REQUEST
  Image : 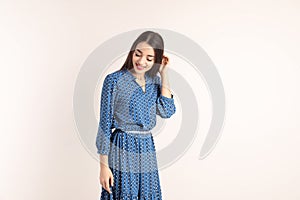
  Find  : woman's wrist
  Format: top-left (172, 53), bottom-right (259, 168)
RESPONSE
top-left (160, 71), bottom-right (167, 78)
top-left (100, 163), bottom-right (109, 169)
top-left (160, 72), bottom-right (172, 98)
top-left (100, 154), bottom-right (109, 168)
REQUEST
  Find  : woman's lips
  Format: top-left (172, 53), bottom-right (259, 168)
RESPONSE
top-left (136, 63), bottom-right (144, 70)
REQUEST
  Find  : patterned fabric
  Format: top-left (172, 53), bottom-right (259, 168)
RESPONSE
top-left (96, 69), bottom-right (176, 200)
top-left (100, 130), bottom-right (162, 200)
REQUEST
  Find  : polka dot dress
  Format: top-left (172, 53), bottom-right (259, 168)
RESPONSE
top-left (96, 69), bottom-right (176, 200)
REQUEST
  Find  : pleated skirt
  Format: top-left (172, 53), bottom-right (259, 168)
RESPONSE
top-left (100, 128), bottom-right (163, 200)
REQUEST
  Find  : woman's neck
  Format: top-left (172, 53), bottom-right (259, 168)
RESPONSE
top-left (129, 69), bottom-right (145, 80)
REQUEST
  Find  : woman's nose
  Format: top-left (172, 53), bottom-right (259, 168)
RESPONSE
top-left (137, 57), bottom-right (147, 66)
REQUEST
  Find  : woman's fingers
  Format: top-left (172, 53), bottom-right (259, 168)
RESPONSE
top-left (163, 56), bottom-right (169, 65)
top-left (99, 167), bottom-right (113, 194)
top-left (100, 178), bottom-right (112, 194)
top-left (110, 175), bottom-right (114, 187)
top-left (162, 55), bottom-right (169, 65)
top-left (104, 179), bottom-right (112, 193)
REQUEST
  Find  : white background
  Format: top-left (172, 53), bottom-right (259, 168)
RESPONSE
top-left (1, 0), bottom-right (300, 199)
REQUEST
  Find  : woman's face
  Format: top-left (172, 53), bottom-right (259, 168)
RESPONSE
top-left (132, 41), bottom-right (155, 74)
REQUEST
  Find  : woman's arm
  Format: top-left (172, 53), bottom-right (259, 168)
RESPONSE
top-left (155, 75), bottom-right (176, 118)
top-left (160, 72), bottom-right (172, 98)
top-left (96, 74), bottom-right (115, 194)
top-left (96, 74), bottom-right (115, 155)
top-left (155, 55), bottom-right (176, 118)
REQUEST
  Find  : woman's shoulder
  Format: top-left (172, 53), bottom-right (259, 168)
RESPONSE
top-left (106, 69), bottom-right (124, 76)
top-left (104, 69), bottom-right (126, 82)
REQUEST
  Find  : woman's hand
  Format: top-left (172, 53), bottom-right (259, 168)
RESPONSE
top-left (159, 55), bottom-right (172, 98)
top-left (159, 55), bottom-right (169, 76)
top-left (99, 165), bottom-right (114, 194)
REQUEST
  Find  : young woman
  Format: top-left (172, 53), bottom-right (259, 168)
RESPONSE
top-left (96, 31), bottom-right (176, 200)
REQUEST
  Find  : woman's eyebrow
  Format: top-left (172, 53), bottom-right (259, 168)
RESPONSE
top-left (136, 49), bottom-right (154, 57)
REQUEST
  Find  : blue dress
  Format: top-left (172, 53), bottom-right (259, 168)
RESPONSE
top-left (96, 69), bottom-right (176, 200)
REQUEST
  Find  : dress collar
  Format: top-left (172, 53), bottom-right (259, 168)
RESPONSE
top-left (125, 69), bottom-right (152, 84)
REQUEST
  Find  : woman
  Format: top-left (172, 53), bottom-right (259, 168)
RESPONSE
top-left (96, 31), bottom-right (176, 199)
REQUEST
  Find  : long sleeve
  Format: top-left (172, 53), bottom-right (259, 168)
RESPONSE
top-left (155, 76), bottom-right (176, 118)
top-left (96, 74), bottom-right (116, 155)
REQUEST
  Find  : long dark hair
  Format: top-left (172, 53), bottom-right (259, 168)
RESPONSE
top-left (119, 31), bottom-right (164, 78)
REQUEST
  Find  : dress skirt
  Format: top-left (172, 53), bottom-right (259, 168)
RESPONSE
top-left (100, 128), bottom-right (163, 200)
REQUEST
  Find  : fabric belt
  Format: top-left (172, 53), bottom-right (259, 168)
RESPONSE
top-left (125, 130), bottom-right (152, 134)
top-left (115, 128), bottom-right (152, 134)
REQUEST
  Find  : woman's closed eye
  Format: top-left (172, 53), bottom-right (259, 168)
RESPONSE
top-left (135, 53), bottom-right (153, 62)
